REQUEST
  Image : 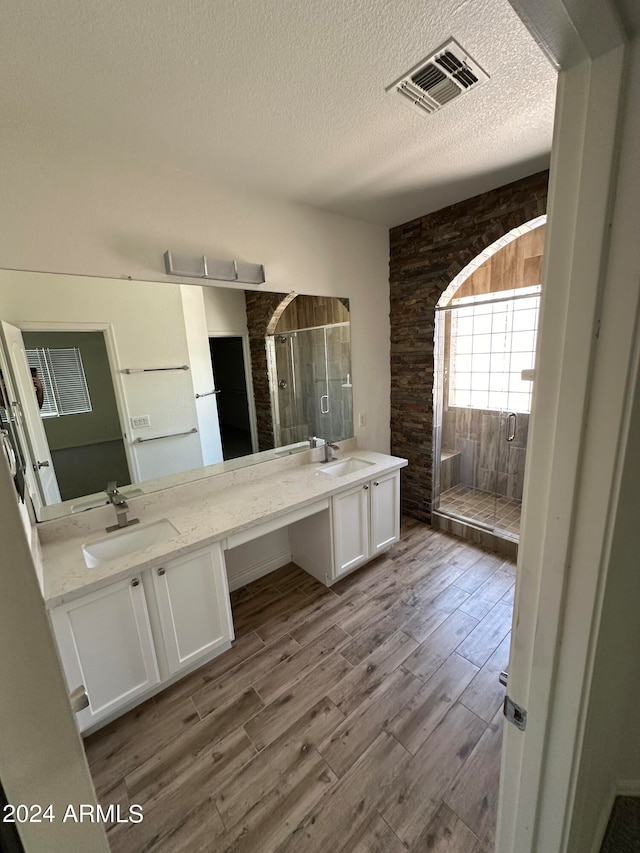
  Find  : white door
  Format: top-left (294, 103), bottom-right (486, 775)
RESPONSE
top-left (332, 483), bottom-right (370, 577)
top-left (180, 286), bottom-right (224, 466)
top-left (370, 471), bottom-right (400, 556)
top-left (50, 576), bottom-right (160, 732)
top-left (0, 449), bottom-right (110, 850)
top-left (152, 544), bottom-right (234, 675)
top-left (0, 321), bottom-right (61, 505)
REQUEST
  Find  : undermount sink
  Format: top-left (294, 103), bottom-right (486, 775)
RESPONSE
top-left (82, 519), bottom-right (179, 568)
top-left (317, 457), bottom-right (375, 478)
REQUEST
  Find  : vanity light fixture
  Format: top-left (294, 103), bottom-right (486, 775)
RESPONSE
top-left (163, 251), bottom-right (265, 284)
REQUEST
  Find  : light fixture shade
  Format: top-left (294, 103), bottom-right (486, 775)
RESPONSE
top-left (235, 261), bottom-right (265, 284)
top-left (163, 251), bottom-right (265, 284)
top-left (164, 250), bottom-right (206, 278)
top-left (203, 258), bottom-right (237, 281)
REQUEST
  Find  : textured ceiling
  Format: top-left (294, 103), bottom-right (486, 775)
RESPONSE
top-left (1, 0), bottom-right (557, 226)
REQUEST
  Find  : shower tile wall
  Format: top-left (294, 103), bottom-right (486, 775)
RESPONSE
top-left (441, 406), bottom-right (529, 500)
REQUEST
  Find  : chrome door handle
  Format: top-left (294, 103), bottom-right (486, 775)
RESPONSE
top-left (320, 394), bottom-right (329, 414)
top-left (34, 460), bottom-right (50, 469)
top-left (506, 413), bottom-right (517, 442)
top-left (69, 685), bottom-right (89, 713)
top-left (499, 670), bottom-right (508, 687)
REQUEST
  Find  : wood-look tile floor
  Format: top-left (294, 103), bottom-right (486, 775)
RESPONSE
top-left (85, 518), bottom-right (515, 853)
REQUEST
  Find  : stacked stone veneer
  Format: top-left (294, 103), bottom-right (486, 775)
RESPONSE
top-left (389, 171), bottom-right (548, 522)
top-left (245, 291), bottom-right (287, 451)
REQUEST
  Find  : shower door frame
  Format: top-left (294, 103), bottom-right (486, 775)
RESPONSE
top-left (267, 321), bottom-right (351, 448)
top-left (433, 289), bottom-right (540, 542)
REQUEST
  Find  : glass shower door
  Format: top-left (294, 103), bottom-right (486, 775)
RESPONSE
top-left (436, 303), bottom-right (500, 532)
top-left (491, 291), bottom-right (539, 539)
top-left (325, 324), bottom-right (352, 442)
top-left (271, 324), bottom-right (354, 447)
top-left (290, 325), bottom-right (352, 443)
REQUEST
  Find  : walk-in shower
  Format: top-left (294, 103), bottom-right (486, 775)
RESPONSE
top-left (432, 217), bottom-right (546, 548)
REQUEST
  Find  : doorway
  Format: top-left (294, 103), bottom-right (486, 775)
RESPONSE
top-left (21, 330), bottom-right (130, 501)
top-left (209, 336), bottom-right (254, 460)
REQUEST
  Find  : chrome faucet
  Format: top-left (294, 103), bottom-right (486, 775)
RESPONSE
top-left (322, 441), bottom-right (340, 463)
top-left (106, 482), bottom-right (138, 532)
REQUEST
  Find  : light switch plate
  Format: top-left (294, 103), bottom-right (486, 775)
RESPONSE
top-left (131, 415), bottom-right (151, 428)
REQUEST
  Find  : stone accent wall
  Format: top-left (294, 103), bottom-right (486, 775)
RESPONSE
top-left (389, 171), bottom-right (549, 522)
top-left (244, 291), bottom-right (287, 451)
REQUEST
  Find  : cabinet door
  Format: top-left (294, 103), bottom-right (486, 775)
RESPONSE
top-left (332, 483), bottom-right (370, 577)
top-left (50, 577), bottom-right (159, 732)
top-left (370, 471), bottom-right (400, 556)
top-left (152, 544), bottom-right (234, 676)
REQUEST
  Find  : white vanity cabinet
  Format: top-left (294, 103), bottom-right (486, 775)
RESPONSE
top-left (50, 542), bottom-right (233, 732)
top-left (49, 575), bottom-right (160, 732)
top-left (149, 544), bottom-right (234, 677)
top-left (370, 470), bottom-right (401, 556)
top-left (332, 470), bottom-right (400, 578)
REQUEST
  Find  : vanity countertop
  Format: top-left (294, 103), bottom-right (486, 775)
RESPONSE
top-left (40, 448), bottom-right (407, 608)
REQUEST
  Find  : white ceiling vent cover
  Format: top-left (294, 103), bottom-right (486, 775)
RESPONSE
top-left (387, 38), bottom-right (489, 117)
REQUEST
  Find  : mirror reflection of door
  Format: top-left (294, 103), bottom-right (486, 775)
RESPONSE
top-left (209, 337), bottom-right (253, 460)
top-left (21, 331), bottom-right (131, 502)
top-left (0, 320), bottom-right (60, 506)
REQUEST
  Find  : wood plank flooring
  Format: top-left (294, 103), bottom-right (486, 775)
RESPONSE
top-left (85, 518), bottom-right (515, 852)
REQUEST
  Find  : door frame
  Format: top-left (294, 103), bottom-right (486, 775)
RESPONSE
top-left (497, 2), bottom-right (633, 849)
top-left (208, 331), bottom-right (258, 455)
top-left (17, 320), bottom-right (139, 487)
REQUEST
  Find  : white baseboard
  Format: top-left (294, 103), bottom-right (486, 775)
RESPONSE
top-left (590, 778), bottom-right (640, 853)
top-left (225, 548), bottom-right (292, 591)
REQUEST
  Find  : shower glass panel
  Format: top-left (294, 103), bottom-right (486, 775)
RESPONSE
top-left (436, 306), bottom-right (499, 534)
top-left (271, 323), bottom-right (352, 447)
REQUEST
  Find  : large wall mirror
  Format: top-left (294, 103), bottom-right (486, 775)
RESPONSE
top-left (0, 270), bottom-right (353, 520)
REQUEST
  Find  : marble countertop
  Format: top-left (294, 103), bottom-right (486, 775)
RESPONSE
top-left (40, 447), bottom-right (407, 608)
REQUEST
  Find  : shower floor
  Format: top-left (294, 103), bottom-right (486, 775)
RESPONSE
top-left (438, 483), bottom-right (522, 539)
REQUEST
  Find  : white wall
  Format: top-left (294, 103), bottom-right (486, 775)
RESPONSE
top-left (203, 286), bottom-right (249, 336)
top-left (0, 126), bottom-right (391, 454)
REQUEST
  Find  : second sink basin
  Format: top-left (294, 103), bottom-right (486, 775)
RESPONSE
top-left (317, 457), bottom-right (375, 478)
top-left (82, 518), bottom-right (179, 568)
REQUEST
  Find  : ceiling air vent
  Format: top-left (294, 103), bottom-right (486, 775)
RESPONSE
top-left (387, 38), bottom-right (489, 117)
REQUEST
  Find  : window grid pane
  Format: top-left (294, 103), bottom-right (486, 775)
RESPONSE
top-left (449, 294), bottom-right (539, 413)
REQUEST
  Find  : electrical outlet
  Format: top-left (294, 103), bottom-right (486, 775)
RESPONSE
top-left (358, 413), bottom-right (366, 428)
top-left (131, 415), bottom-right (151, 428)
